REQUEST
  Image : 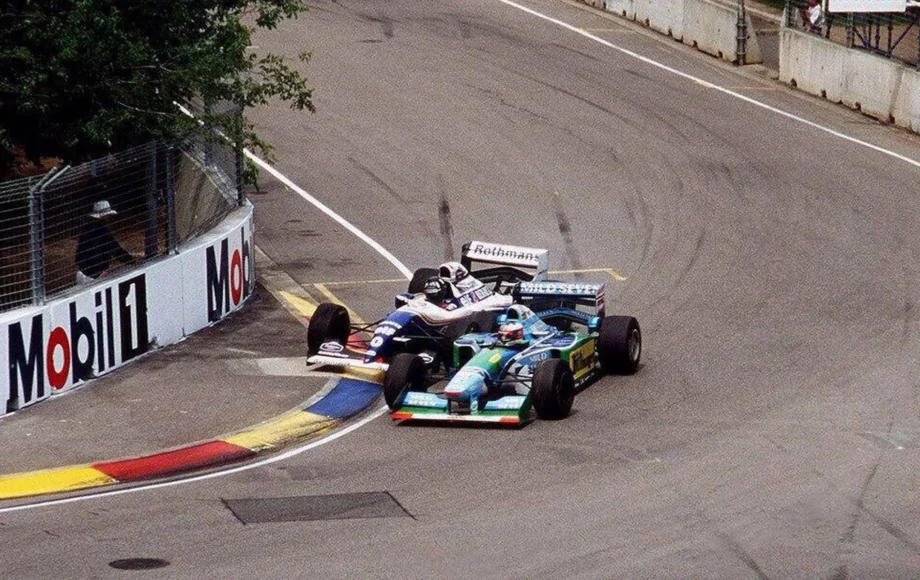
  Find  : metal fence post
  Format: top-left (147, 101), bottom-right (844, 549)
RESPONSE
top-left (27, 165), bottom-right (70, 305)
top-left (165, 144), bottom-right (177, 253)
top-left (204, 101), bottom-right (214, 169)
top-left (235, 142), bottom-right (245, 207)
top-left (145, 142), bottom-right (159, 259)
top-left (27, 176), bottom-right (47, 305)
top-left (736, 0), bottom-right (748, 65)
top-left (846, 13), bottom-right (855, 48)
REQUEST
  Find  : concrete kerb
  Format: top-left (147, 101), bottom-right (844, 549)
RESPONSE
top-left (0, 251), bottom-right (384, 502)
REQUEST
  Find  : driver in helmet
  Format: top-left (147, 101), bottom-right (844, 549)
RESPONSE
top-left (441, 261), bottom-right (485, 293)
top-left (423, 276), bottom-right (450, 305)
top-left (496, 321), bottom-right (528, 348)
top-left (423, 261), bottom-right (485, 305)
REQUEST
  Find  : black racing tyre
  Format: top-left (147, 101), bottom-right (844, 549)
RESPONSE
top-left (408, 267), bottom-right (438, 295)
top-left (596, 315), bottom-right (641, 375)
top-left (307, 302), bottom-right (350, 354)
top-left (383, 353), bottom-right (425, 409)
top-left (531, 358), bottom-right (575, 420)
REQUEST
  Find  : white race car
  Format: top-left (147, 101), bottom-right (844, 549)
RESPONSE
top-left (306, 241), bottom-right (548, 371)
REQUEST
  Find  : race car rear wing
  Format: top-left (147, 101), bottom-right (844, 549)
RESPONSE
top-left (512, 281), bottom-right (606, 319)
top-left (461, 241), bottom-right (549, 283)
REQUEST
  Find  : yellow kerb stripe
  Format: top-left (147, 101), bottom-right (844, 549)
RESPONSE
top-left (342, 368), bottom-right (385, 381)
top-left (279, 291), bottom-right (318, 318)
top-left (0, 466), bottom-right (116, 500)
top-left (313, 284), bottom-right (367, 325)
top-left (222, 410), bottom-right (336, 452)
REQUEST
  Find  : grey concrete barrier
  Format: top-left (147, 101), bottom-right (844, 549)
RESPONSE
top-left (684, 0), bottom-right (763, 63)
top-left (892, 69), bottom-right (920, 133)
top-left (635, 0), bottom-right (686, 39)
top-left (780, 27), bottom-right (920, 133)
top-left (580, 0), bottom-right (762, 64)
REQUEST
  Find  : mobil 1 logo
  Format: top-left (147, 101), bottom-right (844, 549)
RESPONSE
top-left (6, 274), bottom-right (149, 412)
top-left (206, 225), bottom-right (254, 323)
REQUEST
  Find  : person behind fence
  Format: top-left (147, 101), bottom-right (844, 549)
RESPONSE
top-left (75, 200), bottom-right (135, 283)
top-left (800, 0), bottom-right (824, 34)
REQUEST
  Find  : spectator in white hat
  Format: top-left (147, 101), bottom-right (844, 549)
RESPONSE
top-left (801, 0), bottom-right (824, 34)
top-left (75, 200), bottom-right (135, 284)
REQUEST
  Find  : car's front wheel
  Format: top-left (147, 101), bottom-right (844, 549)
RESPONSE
top-left (383, 353), bottom-right (426, 410)
top-left (596, 315), bottom-right (641, 375)
top-left (307, 303), bottom-right (350, 354)
top-left (532, 358), bottom-right (575, 420)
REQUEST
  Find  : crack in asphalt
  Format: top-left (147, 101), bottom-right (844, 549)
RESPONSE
top-left (553, 192), bottom-right (583, 271)
top-left (841, 460), bottom-right (879, 544)
top-left (438, 192), bottom-right (455, 262)
top-left (715, 530), bottom-right (772, 580)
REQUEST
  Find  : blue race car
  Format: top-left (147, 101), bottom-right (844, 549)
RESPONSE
top-left (383, 281), bottom-right (641, 425)
top-left (306, 241), bottom-right (549, 371)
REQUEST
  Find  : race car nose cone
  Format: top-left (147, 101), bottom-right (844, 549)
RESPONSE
top-left (444, 369), bottom-right (487, 401)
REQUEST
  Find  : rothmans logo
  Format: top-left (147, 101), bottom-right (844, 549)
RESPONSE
top-left (469, 243), bottom-right (537, 263)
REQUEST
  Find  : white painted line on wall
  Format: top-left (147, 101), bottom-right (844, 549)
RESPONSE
top-left (497, 0), bottom-right (920, 171)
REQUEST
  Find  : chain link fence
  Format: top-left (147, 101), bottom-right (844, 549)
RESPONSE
top-left (0, 123), bottom-right (244, 313)
top-left (785, 0), bottom-right (920, 68)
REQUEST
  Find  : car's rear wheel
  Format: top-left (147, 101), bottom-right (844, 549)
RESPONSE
top-left (383, 353), bottom-right (426, 409)
top-left (408, 267), bottom-right (438, 295)
top-left (307, 303), bottom-right (350, 354)
top-left (596, 315), bottom-right (641, 375)
top-left (532, 358), bottom-right (575, 420)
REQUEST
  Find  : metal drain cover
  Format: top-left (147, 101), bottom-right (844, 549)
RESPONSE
top-left (109, 558), bottom-right (170, 570)
top-left (223, 491), bottom-right (412, 524)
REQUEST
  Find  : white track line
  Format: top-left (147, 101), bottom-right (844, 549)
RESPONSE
top-left (0, 406), bottom-right (389, 514)
top-left (244, 151), bottom-right (413, 279)
top-left (498, 0), bottom-right (920, 171)
top-left (175, 102), bottom-right (412, 279)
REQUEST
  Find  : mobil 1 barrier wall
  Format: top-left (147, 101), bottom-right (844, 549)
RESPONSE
top-left (582, 0), bottom-right (763, 64)
top-left (780, 27), bottom-right (920, 134)
top-left (0, 203), bottom-right (254, 418)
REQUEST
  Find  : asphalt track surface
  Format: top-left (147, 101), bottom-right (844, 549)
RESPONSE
top-left (3, 0), bottom-right (920, 577)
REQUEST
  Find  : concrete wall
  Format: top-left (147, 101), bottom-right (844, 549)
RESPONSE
top-left (1, 204), bottom-right (254, 417)
top-left (581, 0), bottom-right (763, 64)
top-left (892, 69), bottom-right (920, 133)
top-left (780, 27), bottom-right (920, 132)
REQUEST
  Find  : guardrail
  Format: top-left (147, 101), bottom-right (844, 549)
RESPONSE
top-left (0, 202), bottom-right (254, 417)
top-left (0, 108), bottom-right (256, 418)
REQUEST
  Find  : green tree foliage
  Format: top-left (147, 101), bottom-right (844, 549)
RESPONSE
top-left (0, 0), bottom-right (313, 177)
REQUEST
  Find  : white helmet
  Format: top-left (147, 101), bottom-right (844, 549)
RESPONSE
top-left (438, 261), bottom-right (469, 284)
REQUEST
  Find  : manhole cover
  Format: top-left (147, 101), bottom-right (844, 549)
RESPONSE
top-left (223, 491), bottom-right (412, 524)
top-left (108, 558), bottom-right (170, 570)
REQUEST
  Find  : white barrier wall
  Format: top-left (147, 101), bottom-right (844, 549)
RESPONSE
top-left (892, 70), bottom-right (920, 133)
top-left (780, 27), bottom-right (920, 133)
top-left (0, 204), bottom-right (254, 417)
top-left (584, 0), bottom-right (762, 64)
